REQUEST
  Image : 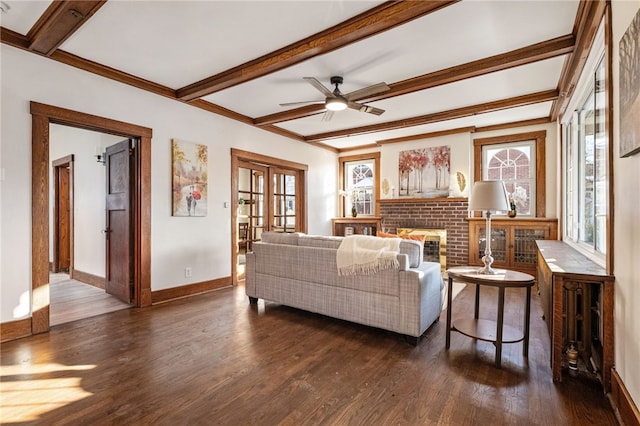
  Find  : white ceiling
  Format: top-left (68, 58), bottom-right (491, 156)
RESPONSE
top-left (0, 0), bottom-right (580, 151)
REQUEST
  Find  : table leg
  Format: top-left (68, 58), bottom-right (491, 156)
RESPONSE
top-left (446, 276), bottom-right (453, 349)
top-left (523, 285), bottom-right (531, 358)
top-left (474, 283), bottom-right (480, 319)
top-left (495, 287), bottom-right (505, 368)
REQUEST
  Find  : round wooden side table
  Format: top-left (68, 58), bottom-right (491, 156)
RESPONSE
top-left (445, 266), bottom-right (535, 368)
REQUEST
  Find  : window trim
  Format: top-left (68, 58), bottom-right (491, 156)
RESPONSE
top-left (559, 13), bottom-right (613, 271)
top-left (474, 131), bottom-right (546, 217)
top-left (338, 152), bottom-right (380, 217)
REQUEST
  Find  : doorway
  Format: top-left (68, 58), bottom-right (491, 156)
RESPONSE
top-left (48, 129), bottom-right (135, 325)
top-left (52, 155), bottom-right (73, 274)
top-left (231, 149), bottom-right (308, 284)
top-left (31, 101), bottom-right (152, 334)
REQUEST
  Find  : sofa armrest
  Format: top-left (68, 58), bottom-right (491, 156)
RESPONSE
top-left (398, 262), bottom-right (443, 336)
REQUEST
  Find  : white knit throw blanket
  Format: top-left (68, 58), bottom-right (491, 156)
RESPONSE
top-left (336, 235), bottom-right (401, 276)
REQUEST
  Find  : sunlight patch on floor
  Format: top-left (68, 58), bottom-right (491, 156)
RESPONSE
top-left (0, 363), bottom-right (95, 422)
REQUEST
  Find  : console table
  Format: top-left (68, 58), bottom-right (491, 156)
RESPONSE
top-left (332, 217), bottom-right (381, 236)
top-left (446, 266), bottom-right (535, 368)
top-left (536, 240), bottom-right (614, 392)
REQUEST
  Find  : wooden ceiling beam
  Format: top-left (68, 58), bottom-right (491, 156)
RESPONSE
top-left (176, 0), bottom-right (459, 101)
top-left (376, 127), bottom-right (477, 145)
top-left (51, 50), bottom-right (177, 98)
top-left (1, 26), bottom-right (30, 50)
top-left (27, 0), bottom-right (107, 56)
top-left (304, 90), bottom-right (559, 143)
top-left (254, 34), bottom-right (574, 126)
top-left (550, 0), bottom-right (607, 120)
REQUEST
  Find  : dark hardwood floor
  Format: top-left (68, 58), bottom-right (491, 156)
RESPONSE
top-left (1, 281), bottom-right (617, 425)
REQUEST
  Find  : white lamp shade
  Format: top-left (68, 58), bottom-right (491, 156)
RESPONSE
top-left (469, 180), bottom-right (510, 212)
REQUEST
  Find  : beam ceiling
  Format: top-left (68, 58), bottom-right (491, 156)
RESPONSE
top-left (176, 0), bottom-right (460, 101)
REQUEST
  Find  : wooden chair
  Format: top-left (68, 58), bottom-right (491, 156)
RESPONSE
top-left (238, 222), bottom-right (249, 253)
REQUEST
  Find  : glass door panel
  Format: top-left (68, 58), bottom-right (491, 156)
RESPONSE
top-left (238, 162), bottom-right (268, 255)
top-left (271, 168), bottom-right (298, 233)
top-left (478, 227), bottom-right (507, 263)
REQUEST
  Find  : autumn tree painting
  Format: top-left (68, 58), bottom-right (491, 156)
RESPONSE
top-left (398, 146), bottom-right (450, 198)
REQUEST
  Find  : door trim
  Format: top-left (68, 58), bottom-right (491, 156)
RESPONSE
top-left (52, 155), bottom-right (74, 275)
top-left (30, 101), bottom-right (152, 334)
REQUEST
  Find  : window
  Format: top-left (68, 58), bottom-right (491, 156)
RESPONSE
top-left (339, 153), bottom-right (380, 217)
top-left (563, 56), bottom-right (608, 257)
top-left (483, 141), bottom-right (536, 216)
top-left (474, 131), bottom-right (546, 217)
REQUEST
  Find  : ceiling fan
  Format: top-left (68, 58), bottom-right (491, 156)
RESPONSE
top-left (280, 76), bottom-right (390, 120)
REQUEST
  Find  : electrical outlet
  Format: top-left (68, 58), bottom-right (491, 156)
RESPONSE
top-left (185, 267), bottom-right (192, 278)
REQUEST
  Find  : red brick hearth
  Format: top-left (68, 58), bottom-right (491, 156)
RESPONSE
top-left (379, 198), bottom-right (469, 267)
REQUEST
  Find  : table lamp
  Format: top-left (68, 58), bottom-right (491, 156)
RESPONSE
top-left (469, 180), bottom-right (510, 274)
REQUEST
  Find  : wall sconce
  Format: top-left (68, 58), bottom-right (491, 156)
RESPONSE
top-left (95, 150), bottom-right (106, 165)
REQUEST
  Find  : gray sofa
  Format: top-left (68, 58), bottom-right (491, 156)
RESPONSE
top-left (245, 232), bottom-right (444, 343)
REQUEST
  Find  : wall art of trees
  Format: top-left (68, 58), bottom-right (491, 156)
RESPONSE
top-left (398, 146), bottom-right (451, 197)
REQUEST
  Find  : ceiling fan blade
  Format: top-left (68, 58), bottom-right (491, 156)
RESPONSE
top-left (279, 100), bottom-right (324, 107)
top-left (321, 110), bottom-right (335, 122)
top-left (347, 101), bottom-right (385, 116)
top-left (344, 82), bottom-right (390, 101)
top-left (303, 77), bottom-right (335, 97)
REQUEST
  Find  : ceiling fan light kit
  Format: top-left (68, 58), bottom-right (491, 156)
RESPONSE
top-left (325, 96), bottom-right (348, 111)
top-left (281, 75), bottom-right (389, 120)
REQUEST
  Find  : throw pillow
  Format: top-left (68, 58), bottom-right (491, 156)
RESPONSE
top-left (377, 231), bottom-right (426, 242)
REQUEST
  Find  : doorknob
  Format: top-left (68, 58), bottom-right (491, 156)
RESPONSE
top-left (102, 228), bottom-right (111, 239)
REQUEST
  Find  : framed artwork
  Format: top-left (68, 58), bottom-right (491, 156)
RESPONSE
top-left (172, 139), bottom-right (208, 216)
top-left (620, 8), bottom-right (640, 157)
top-left (398, 146), bottom-right (450, 198)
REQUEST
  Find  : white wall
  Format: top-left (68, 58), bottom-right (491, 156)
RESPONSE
top-left (342, 121), bottom-right (559, 218)
top-left (378, 132), bottom-right (471, 199)
top-left (612, 0), bottom-right (640, 409)
top-left (0, 44), bottom-right (336, 322)
top-left (48, 125), bottom-right (123, 277)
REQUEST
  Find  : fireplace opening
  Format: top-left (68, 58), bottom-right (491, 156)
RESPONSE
top-left (397, 228), bottom-right (446, 274)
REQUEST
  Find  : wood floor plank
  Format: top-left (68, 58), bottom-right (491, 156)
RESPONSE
top-left (0, 283), bottom-right (617, 425)
top-left (49, 276), bottom-right (131, 326)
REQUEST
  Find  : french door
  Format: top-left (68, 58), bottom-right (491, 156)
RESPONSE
top-left (232, 149), bottom-right (307, 283)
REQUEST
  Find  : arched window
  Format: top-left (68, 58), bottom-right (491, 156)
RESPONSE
top-left (339, 153), bottom-right (380, 217)
top-left (485, 145), bottom-right (534, 215)
top-left (474, 131), bottom-right (546, 217)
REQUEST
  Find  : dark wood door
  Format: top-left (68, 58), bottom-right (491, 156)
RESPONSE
top-left (53, 157), bottom-right (72, 273)
top-left (105, 139), bottom-right (133, 303)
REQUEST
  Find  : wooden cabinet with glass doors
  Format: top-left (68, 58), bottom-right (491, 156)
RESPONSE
top-left (467, 218), bottom-right (558, 275)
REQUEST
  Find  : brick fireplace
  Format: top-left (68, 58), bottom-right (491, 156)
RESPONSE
top-left (379, 197), bottom-right (469, 268)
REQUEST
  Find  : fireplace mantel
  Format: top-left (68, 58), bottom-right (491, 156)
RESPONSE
top-left (378, 197), bottom-right (467, 204)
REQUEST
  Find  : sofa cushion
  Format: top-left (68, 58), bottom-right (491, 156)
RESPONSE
top-left (261, 232), bottom-right (302, 245)
top-left (298, 235), bottom-right (343, 249)
top-left (398, 240), bottom-right (423, 268)
top-left (261, 232), bottom-right (422, 268)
